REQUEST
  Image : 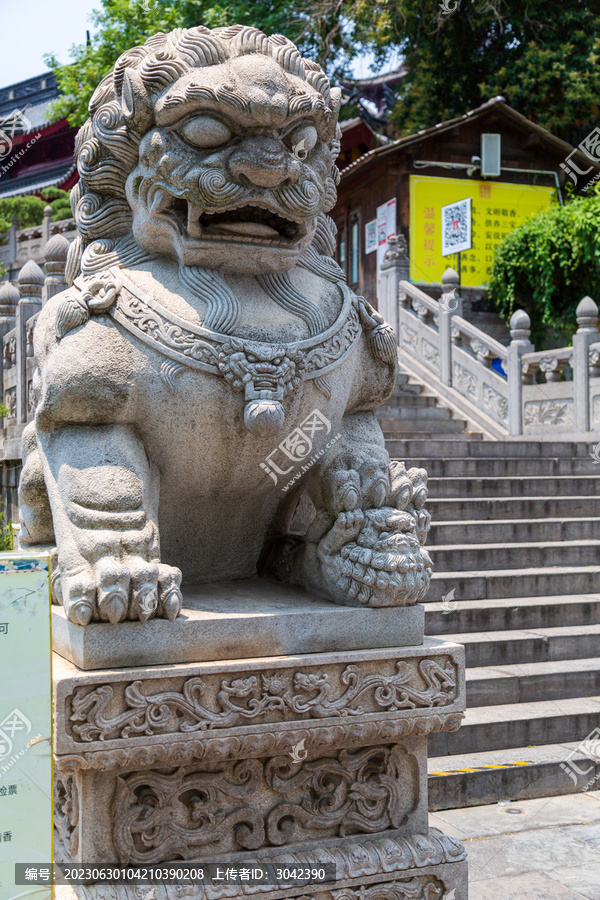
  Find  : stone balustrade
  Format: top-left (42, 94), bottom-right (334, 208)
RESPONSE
top-left (380, 240), bottom-right (600, 438)
top-left (0, 209), bottom-right (77, 278)
top-left (0, 234), bottom-right (70, 514)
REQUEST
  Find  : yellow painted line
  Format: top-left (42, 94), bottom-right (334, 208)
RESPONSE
top-left (429, 761), bottom-right (533, 776)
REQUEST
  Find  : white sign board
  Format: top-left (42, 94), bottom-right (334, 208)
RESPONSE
top-left (365, 219), bottom-right (377, 254)
top-left (0, 552), bottom-right (53, 900)
top-left (376, 198), bottom-right (397, 302)
top-left (441, 197), bottom-right (472, 256)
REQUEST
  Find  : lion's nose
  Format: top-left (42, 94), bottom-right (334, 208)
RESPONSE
top-left (227, 136), bottom-right (298, 188)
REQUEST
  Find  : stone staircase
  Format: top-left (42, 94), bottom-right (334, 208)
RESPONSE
top-left (379, 365), bottom-right (600, 810)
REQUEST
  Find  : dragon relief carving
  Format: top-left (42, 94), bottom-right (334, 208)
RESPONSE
top-left (68, 658), bottom-right (458, 743)
top-left (112, 744), bottom-right (420, 864)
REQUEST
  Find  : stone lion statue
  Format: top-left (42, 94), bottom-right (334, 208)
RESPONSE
top-left (19, 24), bottom-right (432, 625)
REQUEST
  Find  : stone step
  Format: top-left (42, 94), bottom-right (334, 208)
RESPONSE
top-left (428, 695), bottom-right (600, 757)
top-left (427, 517), bottom-right (600, 545)
top-left (379, 407), bottom-right (454, 423)
top-left (428, 539), bottom-right (600, 571)
top-left (465, 657), bottom-right (600, 707)
top-left (428, 742), bottom-right (600, 810)
top-left (438, 623), bottom-right (600, 667)
top-left (386, 383), bottom-right (435, 398)
top-left (382, 418), bottom-right (469, 435)
top-left (403, 456), bottom-right (600, 477)
top-left (387, 433), bottom-right (484, 445)
top-left (425, 595), bottom-right (600, 636)
top-left (427, 495), bottom-right (597, 520)
top-left (387, 439), bottom-right (595, 459)
top-left (428, 565), bottom-right (600, 601)
top-left (428, 475), bottom-right (600, 498)
top-left (378, 396), bottom-right (440, 413)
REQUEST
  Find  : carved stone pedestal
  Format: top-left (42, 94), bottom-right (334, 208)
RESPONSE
top-left (53, 621), bottom-right (467, 899)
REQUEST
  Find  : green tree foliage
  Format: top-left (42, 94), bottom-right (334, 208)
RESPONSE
top-left (0, 502), bottom-right (13, 550)
top-left (351, 0), bottom-right (600, 145)
top-left (44, 0), bottom-right (348, 127)
top-left (488, 186), bottom-right (600, 348)
top-left (0, 188), bottom-right (72, 235)
top-left (46, 0), bottom-right (600, 145)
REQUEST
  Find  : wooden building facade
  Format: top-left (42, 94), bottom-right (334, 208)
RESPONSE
top-left (332, 97), bottom-right (592, 305)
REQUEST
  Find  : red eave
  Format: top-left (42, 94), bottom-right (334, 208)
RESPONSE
top-left (9, 118), bottom-right (74, 147)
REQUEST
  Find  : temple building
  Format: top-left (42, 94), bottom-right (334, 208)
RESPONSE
top-left (0, 71), bottom-right (78, 200)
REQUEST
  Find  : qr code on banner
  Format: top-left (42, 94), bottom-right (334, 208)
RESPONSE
top-left (442, 203), bottom-right (469, 249)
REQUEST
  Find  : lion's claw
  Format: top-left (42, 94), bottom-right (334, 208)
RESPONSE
top-left (58, 557), bottom-right (183, 625)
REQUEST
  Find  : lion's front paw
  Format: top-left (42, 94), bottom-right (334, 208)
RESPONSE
top-left (54, 555), bottom-right (182, 625)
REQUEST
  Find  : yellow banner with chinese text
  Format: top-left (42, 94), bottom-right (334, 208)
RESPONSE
top-left (409, 175), bottom-right (556, 286)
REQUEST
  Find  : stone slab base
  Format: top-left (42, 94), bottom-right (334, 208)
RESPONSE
top-left (51, 577), bottom-right (425, 670)
top-left (53, 830), bottom-right (468, 899)
top-left (52, 607), bottom-right (466, 900)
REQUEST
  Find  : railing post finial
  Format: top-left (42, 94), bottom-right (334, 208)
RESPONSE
top-left (507, 309), bottom-right (533, 436)
top-left (576, 296), bottom-right (599, 333)
top-left (574, 295), bottom-right (599, 432)
top-left (44, 233), bottom-right (70, 303)
top-left (509, 309), bottom-right (531, 343)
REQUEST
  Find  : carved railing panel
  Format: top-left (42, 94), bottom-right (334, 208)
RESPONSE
top-left (378, 248), bottom-right (600, 435)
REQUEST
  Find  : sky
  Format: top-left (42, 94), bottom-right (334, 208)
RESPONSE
top-left (0, 0), bottom-right (99, 85)
top-left (0, 0), bottom-right (399, 88)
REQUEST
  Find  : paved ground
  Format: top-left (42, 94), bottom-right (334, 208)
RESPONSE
top-left (430, 790), bottom-right (600, 898)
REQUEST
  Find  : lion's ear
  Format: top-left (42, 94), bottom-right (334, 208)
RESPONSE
top-left (329, 87), bottom-right (342, 119)
top-left (121, 69), bottom-right (154, 133)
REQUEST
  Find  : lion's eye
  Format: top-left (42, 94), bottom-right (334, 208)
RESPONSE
top-left (180, 116), bottom-right (232, 148)
top-left (287, 124), bottom-right (318, 160)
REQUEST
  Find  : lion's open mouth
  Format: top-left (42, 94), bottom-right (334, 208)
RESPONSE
top-left (149, 187), bottom-right (305, 246)
top-left (199, 206), bottom-right (300, 240)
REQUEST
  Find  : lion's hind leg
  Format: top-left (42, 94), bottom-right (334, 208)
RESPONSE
top-left (19, 421), bottom-right (55, 546)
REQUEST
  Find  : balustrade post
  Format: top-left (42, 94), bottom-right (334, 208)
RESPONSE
top-left (8, 216), bottom-right (18, 268)
top-left (573, 296), bottom-right (599, 433)
top-left (15, 260), bottom-right (44, 423)
top-left (379, 234), bottom-right (409, 339)
top-left (44, 233), bottom-right (69, 303)
top-left (0, 281), bottom-right (18, 392)
top-left (507, 309), bottom-right (533, 435)
top-left (41, 205), bottom-right (52, 247)
top-left (439, 267), bottom-right (460, 386)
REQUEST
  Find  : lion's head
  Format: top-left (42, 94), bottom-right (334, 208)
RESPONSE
top-left (69, 25), bottom-right (342, 278)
